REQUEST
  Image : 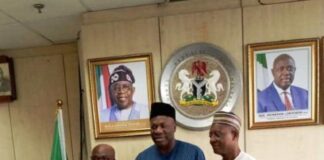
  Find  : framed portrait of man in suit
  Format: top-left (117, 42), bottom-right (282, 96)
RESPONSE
top-left (246, 38), bottom-right (320, 129)
top-left (88, 54), bottom-right (155, 138)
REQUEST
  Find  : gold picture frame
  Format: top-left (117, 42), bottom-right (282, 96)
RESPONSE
top-left (245, 38), bottom-right (320, 129)
top-left (88, 53), bottom-right (155, 138)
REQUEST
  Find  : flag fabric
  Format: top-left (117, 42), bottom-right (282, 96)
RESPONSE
top-left (96, 65), bottom-right (112, 109)
top-left (101, 65), bottom-right (112, 108)
top-left (256, 53), bottom-right (270, 92)
top-left (51, 108), bottom-right (67, 160)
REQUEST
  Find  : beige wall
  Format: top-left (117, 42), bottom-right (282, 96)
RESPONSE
top-left (0, 43), bottom-right (80, 160)
top-left (80, 1), bottom-right (242, 160)
top-left (244, 0), bottom-right (324, 160)
top-left (79, 0), bottom-right (324, 160)
top-left (2, 0), bottom-right (322, 160)
top-left (159, 8), bottom-right (244, 160)
top-left (80, 17), bottom-right (161, 160)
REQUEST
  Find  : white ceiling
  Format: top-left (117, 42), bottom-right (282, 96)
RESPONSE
top-left (0, 0), bottom-right (166, 50)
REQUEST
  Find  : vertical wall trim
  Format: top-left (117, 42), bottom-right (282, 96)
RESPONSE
top-left (158, 16), bottom-right (164, 72)
top-left (61, 54), bottom-right (75, 160)
top-left (8, 105), bottom-right (17, 160)
top-left (239, 0), bottom-right (248, 152)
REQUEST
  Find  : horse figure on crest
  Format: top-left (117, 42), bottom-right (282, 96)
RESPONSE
top-left (175, 69), bottom-right (193, 101)
top-left (205, 70), bottom-right (224, 101)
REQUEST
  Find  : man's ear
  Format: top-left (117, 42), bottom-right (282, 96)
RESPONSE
top-left (172, 119), bottom-right (177, 132)
top-left (231, 129), bottom-right (239, 140)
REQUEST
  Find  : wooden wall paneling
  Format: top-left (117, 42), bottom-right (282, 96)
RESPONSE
top-left (243, 0), bottom-right (324, 160)
top-left (243, 0), bottom-right (323, 43)
top-left (83, 0), bottom-right (240, 25)
top-left (0, 104), bottom-right (15, 160)
top-left (80, 17), bottom-right (161, 160)
top-left (159, 8), bottom-right (243, 160)
top-left (63, 53), bottom-right (81, 160)
top-left (9, 55), bottom-right (73, 160)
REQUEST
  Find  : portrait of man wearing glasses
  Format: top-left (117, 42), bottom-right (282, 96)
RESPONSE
top-left (258, 54), bottom-right (308, 113)
top-left (100, 65), bottom-right (149, 122)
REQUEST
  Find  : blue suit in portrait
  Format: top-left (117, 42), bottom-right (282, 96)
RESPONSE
top-left (258, 83), bottom-right (308, 113)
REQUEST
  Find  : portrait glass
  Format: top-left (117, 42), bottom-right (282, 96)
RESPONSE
top-left (88, 54), bottom-right (154, 138)
top-left (0, 56), bottom-right (16, 102)
top-left (0, 63), bottom-right (12, 95)
top-left (246, 39), bottom-right (319, 129)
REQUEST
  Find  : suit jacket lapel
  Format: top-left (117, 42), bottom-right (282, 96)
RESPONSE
top-left (290, 86), bottom-right (300, 109)
top-left (270, 84), bottom-right (286, 111)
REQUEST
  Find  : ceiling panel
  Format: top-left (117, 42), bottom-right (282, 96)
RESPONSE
top-left (82, 0), bottom-right (164, 11)
top-left (0, 0), bottom-right (87, 22)
top-left (26, 14), bottom-right (81, 43)
top-left (0, 12), bottom-right (16, 25)
top-left (0, 0), bottom-right (166, 50)
top-left (0, 23), bottom-right (51, 49)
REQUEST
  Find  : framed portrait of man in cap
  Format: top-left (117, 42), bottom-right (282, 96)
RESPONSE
top-left (88, 54), bottom-right (155, 138)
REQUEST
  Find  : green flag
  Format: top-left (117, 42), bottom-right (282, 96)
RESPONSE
top-left (256, 53), bottom-right (270, 91)
top-left (51, 108), bottom-right (67, 160)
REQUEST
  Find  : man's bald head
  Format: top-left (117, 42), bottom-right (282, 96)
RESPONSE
top-left (91, 144), bottom-right (115, 160)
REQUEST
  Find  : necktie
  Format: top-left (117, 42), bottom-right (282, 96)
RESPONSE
top-left (284, 92), bottom-right (292, 110)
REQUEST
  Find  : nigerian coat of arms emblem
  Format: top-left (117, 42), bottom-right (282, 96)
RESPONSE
top-left (160, 43), bottom-right (241, 130)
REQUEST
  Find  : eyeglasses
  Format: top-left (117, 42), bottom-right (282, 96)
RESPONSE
top-left (112, 83), bottom-right (132, 92)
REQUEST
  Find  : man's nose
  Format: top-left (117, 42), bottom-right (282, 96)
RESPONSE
top-left (153, 126), bottom-right (163, 133)
top-left (209, 135), bottom-right (218, 143)
top-left (282, 69), bottom-right (290, 74)
top-left (209, 137), bottom-right (215, 143)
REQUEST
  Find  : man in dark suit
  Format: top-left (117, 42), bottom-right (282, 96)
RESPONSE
top-left (258, 54), bottom-right (308, 113)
